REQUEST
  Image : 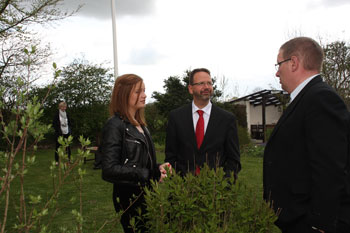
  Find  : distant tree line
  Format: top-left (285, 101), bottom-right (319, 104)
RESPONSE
top-left (322, 41), bottom-right (350, 108)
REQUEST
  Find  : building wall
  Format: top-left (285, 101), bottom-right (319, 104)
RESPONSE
top-left (233, 100), bottom-right (283, 135)
top-left (235, 100), bottom-right (282, 134)
top-left (249, 104), bottom-right (282, 126)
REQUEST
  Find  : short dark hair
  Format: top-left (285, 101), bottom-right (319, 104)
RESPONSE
top-left (280, 37), bottom-right (324, 72)
top-left (189, 68), bottom-right (211, 85)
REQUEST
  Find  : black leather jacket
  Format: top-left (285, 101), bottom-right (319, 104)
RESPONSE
top-left (101, 114), bottom-right (160, 186)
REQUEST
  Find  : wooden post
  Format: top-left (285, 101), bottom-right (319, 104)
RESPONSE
top-left (262, 94), bottom-right (266, 143)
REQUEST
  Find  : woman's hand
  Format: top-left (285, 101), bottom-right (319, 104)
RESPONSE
top-left (159, 162), bottom-right (172, 183)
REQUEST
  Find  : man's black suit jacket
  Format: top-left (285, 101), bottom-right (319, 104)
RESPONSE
top-left (165, 103), bottom-right (241, 177)
top-left (263, 76), bottom-right (350, 232)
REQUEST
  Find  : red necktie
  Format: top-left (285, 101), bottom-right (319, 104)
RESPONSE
top-left (196, 110), bottom-right (204, 149)
top-left (195, 110), bottom-right (204, 175)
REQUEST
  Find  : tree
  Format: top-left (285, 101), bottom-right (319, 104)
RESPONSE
top-left (0, 43), bottom-right (51, 127)
top-left (33, 58), bottom-right (114, 144)
top-left (145, 102), bottom-right (167, 144)
top-left (322, 41), bottom-right (350, 108)
top-left (215, 102), bottom-right (247, 128)
top-left (152, 75), bottom-right (192, 117)
top-left (0, 0), bottom-right (79, 124)
top-left (0, 0), bottom-right (79, 36)
top-left (217, 75), bottom-right (240, 102)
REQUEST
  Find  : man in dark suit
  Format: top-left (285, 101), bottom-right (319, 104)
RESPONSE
top-left (165, 68), bottom-right (241, 179)
top-left (263, 37), bottom-right (350, 233)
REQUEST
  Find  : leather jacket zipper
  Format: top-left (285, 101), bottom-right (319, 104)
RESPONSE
top-left (125, 129), bottom-right (152, 168)
top-left (126, 138), bottom-right (141, 144)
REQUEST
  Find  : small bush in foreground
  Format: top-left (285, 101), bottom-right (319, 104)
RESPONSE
top-left (143, 165), bottom-right (277, 233)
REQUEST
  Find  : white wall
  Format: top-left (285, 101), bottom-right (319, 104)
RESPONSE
top-left (249, 104), bottom-right (282, 125)
top-left (235, 100), bottom-right (283, 133)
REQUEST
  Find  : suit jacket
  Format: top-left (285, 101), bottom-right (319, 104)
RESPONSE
top-left (165, 103), bottom-right (241, 177)
top-left (263, 76), bottom-right (350, 232)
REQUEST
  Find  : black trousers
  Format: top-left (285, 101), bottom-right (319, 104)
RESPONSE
top-left (281, 217), bottom-right (350, 233)
top-left (281, 218), bottom-right (322, 233)
top-left (54, 134), bottom-right (71, 162)
top-left (113, 184), bottom-right (148, 233)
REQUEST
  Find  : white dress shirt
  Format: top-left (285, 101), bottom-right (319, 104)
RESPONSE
top-left (290, 74), bottom-right (319, 103)
top-left (192, 101), bottom-right (212, 134)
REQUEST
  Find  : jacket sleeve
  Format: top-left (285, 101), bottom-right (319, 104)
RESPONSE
top-left (164, 111), bottom-right (178, 168)
top-left (101, 118), bottom-right (150, 184)
top-left (52, 112), bottom-right (61, 135)
top-left (144, 126), bottom-right (161, 181)
top-left (67, 113), bottom-right (73, 134)
top-left (223, 113), bottom-right (241, 178)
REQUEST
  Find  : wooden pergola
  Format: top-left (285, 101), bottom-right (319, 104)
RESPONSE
top-left (229, 90), bottom-right (289, 142)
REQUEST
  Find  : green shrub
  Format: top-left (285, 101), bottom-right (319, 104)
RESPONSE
top-left (143, 165), bottom-right (277, 233)
top-left (241, 144), bottom-right (265, 157)
top-left (265, 127), bottom-right (274, 142)
top-left (152, 131), bottom-right (166, 145)
top-left (237, 125), bottom-right (251, 148)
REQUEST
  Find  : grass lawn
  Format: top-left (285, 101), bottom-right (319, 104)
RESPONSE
top-left (1, 146), bottom-right (279, 232)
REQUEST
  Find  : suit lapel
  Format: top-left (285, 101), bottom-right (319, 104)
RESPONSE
top-left (268, 76), bottom-right (322, 142)
top-left (201, 104), bottom-right (218, 150)
top-left (184, 104), bottom-right (198, 150)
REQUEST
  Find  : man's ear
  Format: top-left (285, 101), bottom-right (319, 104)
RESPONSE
top-left (188, 85), bottom-right (193, 94)
top-left (290, 55), bottom-right (299, 72)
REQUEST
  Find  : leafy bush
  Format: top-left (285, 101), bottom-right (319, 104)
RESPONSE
top-left (265, 127), bottom-right (274, 142)
top-left (237, 125), bottom-right (251, 148)
top-left (241, 144), bottom-right (265, 157)
top-left (143, 165), bottom-right (276, 232)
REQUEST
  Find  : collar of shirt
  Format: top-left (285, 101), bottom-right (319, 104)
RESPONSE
top-left (290, 74), bottom-right (319, 103)
top-left (192, 101), bottom-right (212, 133)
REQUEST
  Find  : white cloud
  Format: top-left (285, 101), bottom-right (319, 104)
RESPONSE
top-left (126, 47), bottom-right (163, 65)
top-left (320, 0), bottom-right (350, 7)
top-left (61, 0), bottom-right (156, 19)
top-left (40, 0), bottom-right (350, 100)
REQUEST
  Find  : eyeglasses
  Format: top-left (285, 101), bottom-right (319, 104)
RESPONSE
top-left (191, 81), bottom-right (213, 87)
top-left (275, 58), bottom-right (291, 71)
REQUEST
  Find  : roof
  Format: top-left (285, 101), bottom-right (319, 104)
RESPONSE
top-left (228, 89), bottom-right (289, 107)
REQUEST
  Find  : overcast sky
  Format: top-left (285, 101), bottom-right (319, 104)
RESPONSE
top-left (40, 0), bottom-right (350, 100)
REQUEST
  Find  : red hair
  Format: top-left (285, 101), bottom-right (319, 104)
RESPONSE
top-left (109, 74), bottom-right (146, 126)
